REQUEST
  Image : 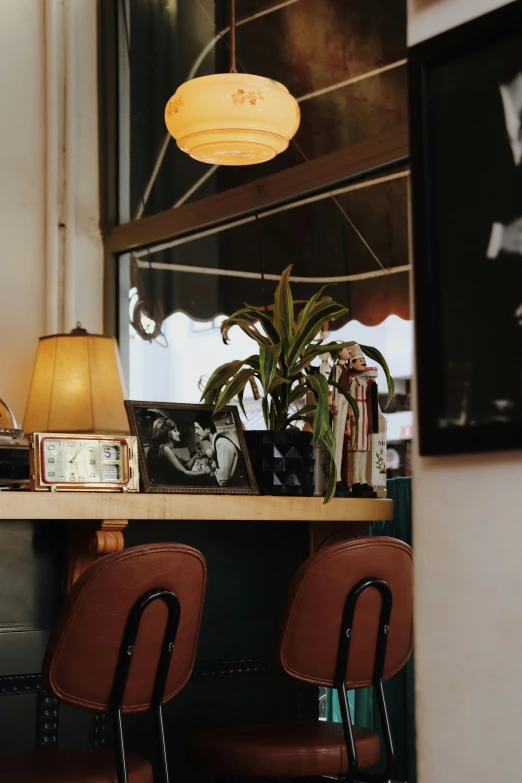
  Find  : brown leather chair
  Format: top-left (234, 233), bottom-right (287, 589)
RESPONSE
top-left (188, 537), bottom-right (413, 783)
top-left (0, 542), bottom-right (206, 783)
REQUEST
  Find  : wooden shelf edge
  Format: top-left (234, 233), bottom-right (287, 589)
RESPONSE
top-left (0, 492), bottom-right (393, 522)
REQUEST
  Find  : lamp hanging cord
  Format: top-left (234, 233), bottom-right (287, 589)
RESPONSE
top-left (229, 0), bottom-right (237, 73)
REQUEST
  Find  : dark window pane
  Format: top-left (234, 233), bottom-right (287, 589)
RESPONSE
top-left (131, 172), bottom-right (410, 330)
top-left (125, 0), bottom-right (407, 221)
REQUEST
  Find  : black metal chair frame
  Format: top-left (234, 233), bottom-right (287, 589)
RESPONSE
top-left (332, 577), bottom-right (397, 783)
top-left (110, 587), bottom-right (181, 783)
top-left (217, 578), bottom-right (398, 783)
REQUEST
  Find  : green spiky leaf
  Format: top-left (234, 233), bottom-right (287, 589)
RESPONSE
top-left (273, 265), bottom-right (294, 342)
top-left (200, 360), bottom-right (245, 404)
top-left (307, 373), bottom-right (331, 449)
top-left (214, 369), bottom-right (254, 414)
top-left (242, 354), bottom-right (261, 372)
top-left (222, 306), bottom-right (280, 345)
top-left (323, 458), bottom-right (338, 503)
top-left (296, 285), bottom-right (330, 327)
top-left (221, 318), bottom-right (271, 346)
top-left (359, 344), bottom-right (395, 407)
top-left (288, 382), bottom-right (308, 405)
top-left (259, 342), bottom-right (282, 396)
top-left (284, 405), bottom-right (317, 428)
top-left (287, 304), bottom-right (350, 368)
top-left (268, 374), bottom-right (293, 393)
top-left (293, 340), bottom-right (357, 375)
top-left (318, 426), bottom-right (337, 503)
top-left (237, 387), bottom-right (247, 419)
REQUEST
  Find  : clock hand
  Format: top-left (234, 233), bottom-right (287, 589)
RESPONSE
top-left (69, 446), bottom-right (84, 463)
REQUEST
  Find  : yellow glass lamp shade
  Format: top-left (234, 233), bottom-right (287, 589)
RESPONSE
top-left (165, 73), bottom-right (301, 166)
top-left (23, 325), bottom-right (129, 435)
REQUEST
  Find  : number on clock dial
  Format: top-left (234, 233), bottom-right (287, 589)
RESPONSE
top-left (43, 439), bottom-right (101, 483)
top-left (42, 439), bottom-right (124, 484)
top-left (103, 445), bottom-right (120, 460)
top-left (102, 463), bottom-right (119, 481)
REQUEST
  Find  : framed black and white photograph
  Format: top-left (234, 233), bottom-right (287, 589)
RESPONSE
top-left (409, 0), bottom-right (522, 455)
top-left (124, 401), bottom-right (258, 494)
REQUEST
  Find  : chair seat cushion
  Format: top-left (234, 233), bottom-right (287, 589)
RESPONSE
top-left (187, 720), bottom-right (381, 777)
top-left (0, 749), bottom-right (153, 783)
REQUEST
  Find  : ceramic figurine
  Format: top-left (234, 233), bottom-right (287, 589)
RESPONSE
top-left (345, 346), bottom-right (377, 497)
top-left (329, 346), bottom-right (356, 497)
top-left (330, 344), bottom-right (385, 498)
top-left (365, 367), bottom-right (388, 499)
top-left (319, 353), bottom-right (333, 379)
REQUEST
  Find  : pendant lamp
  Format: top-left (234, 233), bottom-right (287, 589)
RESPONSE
top-left (164, 0), bottom-right (300, 166)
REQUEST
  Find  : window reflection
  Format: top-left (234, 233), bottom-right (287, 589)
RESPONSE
top-left (130, 171), bottom-right (410, 333)
top-left (123, 0), bottom-right (407, 220)
top-left (128, 309), bottom-right (413, 450)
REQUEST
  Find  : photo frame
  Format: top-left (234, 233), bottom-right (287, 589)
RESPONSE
top-left (124, 401), bottom-right (259, 495)
top-left (409, 0), bottom-right (522, 455)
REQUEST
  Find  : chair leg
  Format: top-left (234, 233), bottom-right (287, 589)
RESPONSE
top-left (112, 708), bottom-right (128, 783)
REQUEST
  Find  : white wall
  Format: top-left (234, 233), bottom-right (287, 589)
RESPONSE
top-left (408, 1), bottom-right (522, 781)
top-left (0, 1), bottom-right (46, 424)
top-left (71, 2), bottom-right (104, 334)
top-left (0, 0), bottom-right (102, 425)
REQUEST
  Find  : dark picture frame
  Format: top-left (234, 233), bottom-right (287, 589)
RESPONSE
top-left (409, 1), bottom-right (522, 455)
top-left (125, 401), bottom-right (258, 495)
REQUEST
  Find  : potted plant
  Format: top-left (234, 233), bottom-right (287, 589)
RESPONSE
top-left (201, 266), bottom-right (393, 502)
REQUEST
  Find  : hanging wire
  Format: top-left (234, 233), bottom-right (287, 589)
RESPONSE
top-left (289, 137), bottom-right (388, 272)
top-left (131, 0), bottom-right (390, 276)
top-left (229, 0), bottom-right (237, 73)
top-left (135, 0), bottom-right (303, 218)
top-left (134, 0), bottom-right (404, 222)
top-left (194, 0), bottom-right (250, 76)
top-left (192, 0), bottom-right (388, 274)
top-left (255, 214), bottom-right (269, 315)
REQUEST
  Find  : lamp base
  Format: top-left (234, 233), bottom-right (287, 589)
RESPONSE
top-left (178, 130), bottom-right (288, 166)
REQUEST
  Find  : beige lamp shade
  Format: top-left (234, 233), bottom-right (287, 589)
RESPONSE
top-left (165, 73), bottom-right (301, 166)
top-left (23, 326), bottom-right (129, 435)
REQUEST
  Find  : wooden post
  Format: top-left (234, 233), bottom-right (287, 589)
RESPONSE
top-left (67, 519), bottom-right (128, 589)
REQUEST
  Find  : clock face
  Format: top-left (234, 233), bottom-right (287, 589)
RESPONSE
top-left (41, 438), bottom-right (127, 485)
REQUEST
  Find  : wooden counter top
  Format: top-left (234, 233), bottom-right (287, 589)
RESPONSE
top-left (0, 492), bottom-right (393, 522)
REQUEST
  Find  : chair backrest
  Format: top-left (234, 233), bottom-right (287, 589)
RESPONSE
top-left (43, 543), bottom-right (206, 713)
top-left (280, 537), bottom-right (413, 689)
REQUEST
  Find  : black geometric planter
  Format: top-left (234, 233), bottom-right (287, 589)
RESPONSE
top-left (244, 430), bottom-right (315, 497)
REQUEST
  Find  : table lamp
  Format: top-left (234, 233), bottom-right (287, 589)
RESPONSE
top-left (23, 323), bottom-right (129, 435)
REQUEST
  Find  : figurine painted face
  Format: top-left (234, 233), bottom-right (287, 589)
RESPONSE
top-left (338, 347), bottom-right (353, 362)
top-left (350, 356), bottom-right (367, 374)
